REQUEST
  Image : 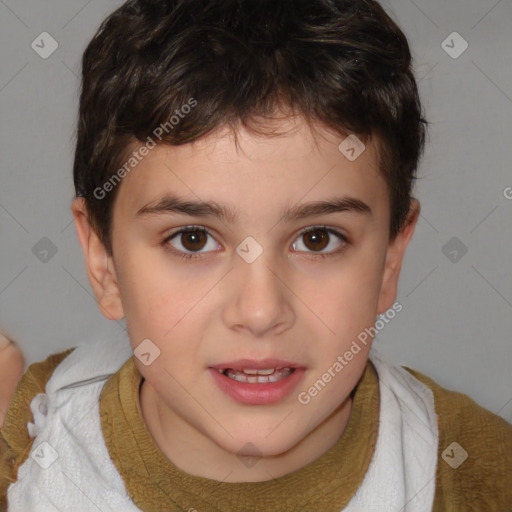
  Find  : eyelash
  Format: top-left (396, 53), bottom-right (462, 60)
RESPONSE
top-left (161, 225), bottom-right (349, 261)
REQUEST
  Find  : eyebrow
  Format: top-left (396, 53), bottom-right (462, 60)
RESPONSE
top-left (136, 194), bottom-right (372, 224)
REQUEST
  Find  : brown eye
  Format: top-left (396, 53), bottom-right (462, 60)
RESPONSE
top-left (179, 229), bottom-right (208, 251)
top-left (302, 229), bottom-right (329, 251)
top-left (165, 227), bottom-right (220, 257)
top-left (292, 227), bottom-right (347, 256)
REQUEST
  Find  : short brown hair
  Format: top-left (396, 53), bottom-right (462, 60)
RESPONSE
top-left (73, 0), bottom-right (427, 255)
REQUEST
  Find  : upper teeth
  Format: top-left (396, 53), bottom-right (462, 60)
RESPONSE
top-left (218, 368), bottom-right (288, 375)
top-left (241, 368), bottom-right (276, 375)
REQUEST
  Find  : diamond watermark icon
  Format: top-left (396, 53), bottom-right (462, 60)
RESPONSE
top-left (442, 236), bottom-right (468, 263)
top-left (236, 236), bottom-right (263, 264)
top-left (442, 441), bottom-right (468, 469)
top-left (31, 32), bottom-right (59, 59)
top-left (134, 338), bottom-right (161, 366)
top-left (31, 441), bottom-right (59, 469)
top-left (441, 32), bottom-right (468, 59)
top-left (237, 442), bottom-right (262, 468)
top-left (32, 237), bottom-right (58, 263)
top-left (338, 134), bottom-right (366, 161)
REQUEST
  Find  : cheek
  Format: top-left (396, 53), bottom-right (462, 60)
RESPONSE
top-left (117, 266), bottom-right (220, 389)
top-left (116, 251), bottom-right (212, 334)
top-left (309, 256), bottom-right (383, 321)
top-left (295, 253), bottom-right (384, 363)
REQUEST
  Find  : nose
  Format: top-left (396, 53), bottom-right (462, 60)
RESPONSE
top-left (222, 250), bottom-right (295, 338)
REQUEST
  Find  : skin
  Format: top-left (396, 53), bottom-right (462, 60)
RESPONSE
top-left (71, 115), bottom-right (419, 482)
top-left (0, 333), bottom-right (25, 428)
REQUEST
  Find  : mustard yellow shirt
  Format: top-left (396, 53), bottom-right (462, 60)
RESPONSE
top-left (1, 347), bottom-right (511, 511)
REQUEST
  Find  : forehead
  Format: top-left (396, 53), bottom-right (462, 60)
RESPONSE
top-left (113, 116), bottom-right (388, 222)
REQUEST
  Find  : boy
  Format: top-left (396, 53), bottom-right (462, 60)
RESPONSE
top-left (1, 0), bottom-right (511, 510)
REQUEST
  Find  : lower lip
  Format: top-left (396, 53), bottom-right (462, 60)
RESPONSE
top-left (208, 368), bottom-right (305, 405)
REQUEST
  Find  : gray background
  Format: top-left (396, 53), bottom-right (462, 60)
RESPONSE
top-left (0, 0), bottom-right (511, 422)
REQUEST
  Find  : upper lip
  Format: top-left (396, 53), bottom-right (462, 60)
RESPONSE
top-left (210, 359), bottom-right (303, 370)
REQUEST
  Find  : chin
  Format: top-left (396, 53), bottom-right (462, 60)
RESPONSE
top-left (217, 428), bottom-right (301, 458)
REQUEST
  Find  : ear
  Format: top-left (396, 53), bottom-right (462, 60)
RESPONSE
top-left (377, 199), bottom-right (420, 314)
top-left (71, 197), bottom-right (124, 320)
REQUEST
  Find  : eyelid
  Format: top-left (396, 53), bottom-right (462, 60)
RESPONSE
top-left (164, 225), bottom-right (218, 243)
top-left (296, 225), bottom-right (348, 241)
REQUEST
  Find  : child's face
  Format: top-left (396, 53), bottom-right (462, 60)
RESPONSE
top-left (73, 115), bottom-right (418, 479)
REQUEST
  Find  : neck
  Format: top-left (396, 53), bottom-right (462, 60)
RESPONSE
top-left (139, 379), bottom-right (353, 482)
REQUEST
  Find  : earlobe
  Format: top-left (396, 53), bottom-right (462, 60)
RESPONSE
top-left (377, 199), bottom-right (420, 314)
top-left (71, 197), bottom-right (124, 321)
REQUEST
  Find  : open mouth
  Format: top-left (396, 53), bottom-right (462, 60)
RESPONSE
top-left (209, 364), bottom-right (305, 405)
top-left (219, 367), bottom-right (295, 384)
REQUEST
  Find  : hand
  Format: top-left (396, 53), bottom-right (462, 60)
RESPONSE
top-left (0, 332), bottom-right (25, 428)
